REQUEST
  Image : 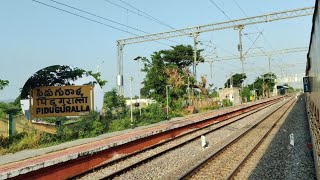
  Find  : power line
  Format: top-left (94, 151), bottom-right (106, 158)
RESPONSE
top-left (244, 32), bottom-right (262, 55)
top-left (31, 0), bottom-right (172, 47)
top-left (32, 0), bottom-right (139, 36)
top-left (232, 0), bottom-right (281, 63)
top-left (104, 0), bottom-right (184, 45)
top-left (105, 0), bottom-right (157, 24)
top-left (208, 0), bottom-right (233, 21)
top-left (48, 0), bottom-right (150, 34)
top-left (105, 0), bottom-right (190, 45)
top-left (232, 0), bottom-right (275, 50)
top-left (117, 0), bottom-right (177, 30)
top-left (208, 0), bottom-right (282, 74)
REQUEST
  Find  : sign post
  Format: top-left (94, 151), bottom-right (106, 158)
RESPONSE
top-left (8, 113), bottom-right (13, 140)
top-left (303, 77), bottom-right (310, 93)
top-left (29, 85), bottom-right (93, 119)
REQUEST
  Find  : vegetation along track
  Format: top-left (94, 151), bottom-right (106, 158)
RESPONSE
top-left (179, 97), bottom-right (295, 179)
top-left (76, 98), bottom-right (285, 179)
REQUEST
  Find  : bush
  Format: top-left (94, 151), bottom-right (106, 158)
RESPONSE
top-left (137, 103), bottom-right (166, 126)
top-left (222, 99), bottom-right (233, 107)
top-left (8, 130), bottom-right (40, 153)
top-left (108, 117), bottom-right (132, 132)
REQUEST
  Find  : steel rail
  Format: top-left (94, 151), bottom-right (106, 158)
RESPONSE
top-left (77, 98), bottom-right (282, 179)
top-left (225, 98), bottom-right (295, 179)
top-left (178, 97), bottom-right (295, 179)
top-left (12, 98), bottom-right (282, 179)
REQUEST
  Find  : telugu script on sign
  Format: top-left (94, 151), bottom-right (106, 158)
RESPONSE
top-left (30, 85), bottom-right (93, 118)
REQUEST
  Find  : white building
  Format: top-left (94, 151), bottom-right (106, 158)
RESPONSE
top-left (218, 87), bottom-right (240, 105)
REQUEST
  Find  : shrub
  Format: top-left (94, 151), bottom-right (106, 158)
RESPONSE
top-left (108, 117), bottom-right (131, 132)
top-left (222, 99), bottom-right (233, 107)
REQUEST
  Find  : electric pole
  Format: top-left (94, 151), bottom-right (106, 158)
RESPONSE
top-left (235, 25), bottom-right (245, 75)
top-left (193, 32), bottom-right (198, 79)
top-left (268, 56), bottom-right (271, 74)
top-left (235, 25), bottom-right (244, 103)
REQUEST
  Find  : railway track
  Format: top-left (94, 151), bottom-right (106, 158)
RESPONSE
top-left (179, 97), bottom-right (295, 179)
top-left (76, 97), bottom-right (287, 179)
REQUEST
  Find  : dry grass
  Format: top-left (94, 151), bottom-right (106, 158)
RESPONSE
top-left (0, 116), bottom-right (56, 137)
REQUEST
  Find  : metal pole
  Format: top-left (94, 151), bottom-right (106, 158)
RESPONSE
top-left (253, 82), bottom-right (255, 101)
top-left (117, 41), bottom-right (124, 96)
top-left (230, 72), bottom-right (233, 88)
top-left (268, 56), bottom-right (271, 74)
top-left (236, 25), bottom-right (244, 103)
top-left (166, 85), bottom-right (171, 119)
top-left (8, 113), bottom-right (13, 140)
top-left (210, 61), bottom-right (213, 79)
top-left (138, 59), bottom-right (142, 116)
top-left (238, 25), bottom-right (244, 75)
top-left (187, 76), bottom-right (190, 103)
top-left (268, 56), bottom-right (271, 97)
top-left (193, 32), bottom-right (198, 79)
top-left (129, 77), bottom-right (133, 127)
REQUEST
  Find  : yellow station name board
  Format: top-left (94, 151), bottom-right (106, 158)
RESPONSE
top-left (30, 85), bottom-right (94, 119)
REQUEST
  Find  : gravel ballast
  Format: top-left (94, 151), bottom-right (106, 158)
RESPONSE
top-left (248, 95), bottom-right (316, 180)
top-left (99, 99), bottom-right (287, 179)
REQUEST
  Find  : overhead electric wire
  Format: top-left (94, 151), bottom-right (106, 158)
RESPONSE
top-left (104, 0), bottom-right (192, 45)
top-left (208, 0), bottom-right (265, 56)
top-left (232, 0), bottom-right (275, 51)
top-left (208, 0), bottom-right (280, 76)
top-left (117, 0), bottom-right (177, 30)
top-left (31, 0), bottom-right (172, 47)
top-left (104, 0), bottom-right (167, 28)
top-left (208, 0), bottom-right (233, 21)
top-left (104, 0), bottom-right (185, 45)
top-left (232, 0), bottom-right (287, 68)
top-left (244, 32), bottom-right (262, 56)
top-left (48, 0), bottom-right (150, 34)
top-left (32, 0), bottom-right (139, 36)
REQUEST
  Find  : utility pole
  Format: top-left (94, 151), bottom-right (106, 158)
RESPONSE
top-left (268, 56), bottom-right (272, 97)
top-left (133, 56), bottom-right (142, 116)
top-left (193, 32), bottom-right (198, 79)
top-left (235, 25), bottom-right (245, 75)
top-left (187, 76), bottom-right (190, 103)
top-left (230, 72), bottom-right (233, 88)
top-left (268, 56), bottom-right (271, 74)
top-left (210, 61), bottom-right (213, 79)
top-left (129, 77), bottom-right (133, 128)
top-left (166, 85), bottom-right (172, 119)
top-left (117, 41), bottom-right (124, 96)
top-left (235, 25), bottom-right (244, 103)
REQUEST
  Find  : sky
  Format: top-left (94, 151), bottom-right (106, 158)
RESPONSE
top-left (0, 0), bottom-right (315, 101)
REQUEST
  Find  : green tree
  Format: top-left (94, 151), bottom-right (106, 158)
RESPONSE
top-left (241, 86), bottom-right (252, 100)
top-left (284, 83), bottom-right (295, 93)
top-left (250, 73), bottom-right (276, 98)
top-left (0, 102), bottom-right (21, 115)
top-left (159, 45), bottom-right (204, 68)
top-left (208, 83), bottom-right (218, 98)
top-left (0, 79), bottom-right (9, 90)
top-left (21, 65), bottom-right (85, 99)
top-left (103, 88), bottom-right (126, 109)
top-left (87, 71), bottom-right (107, 87)
top-left (224, 73), bottom-right (246, 88)
top-left (140, 53), bottom-right (166, 102)
top-left (141, 45), bottom-right (203, 103)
